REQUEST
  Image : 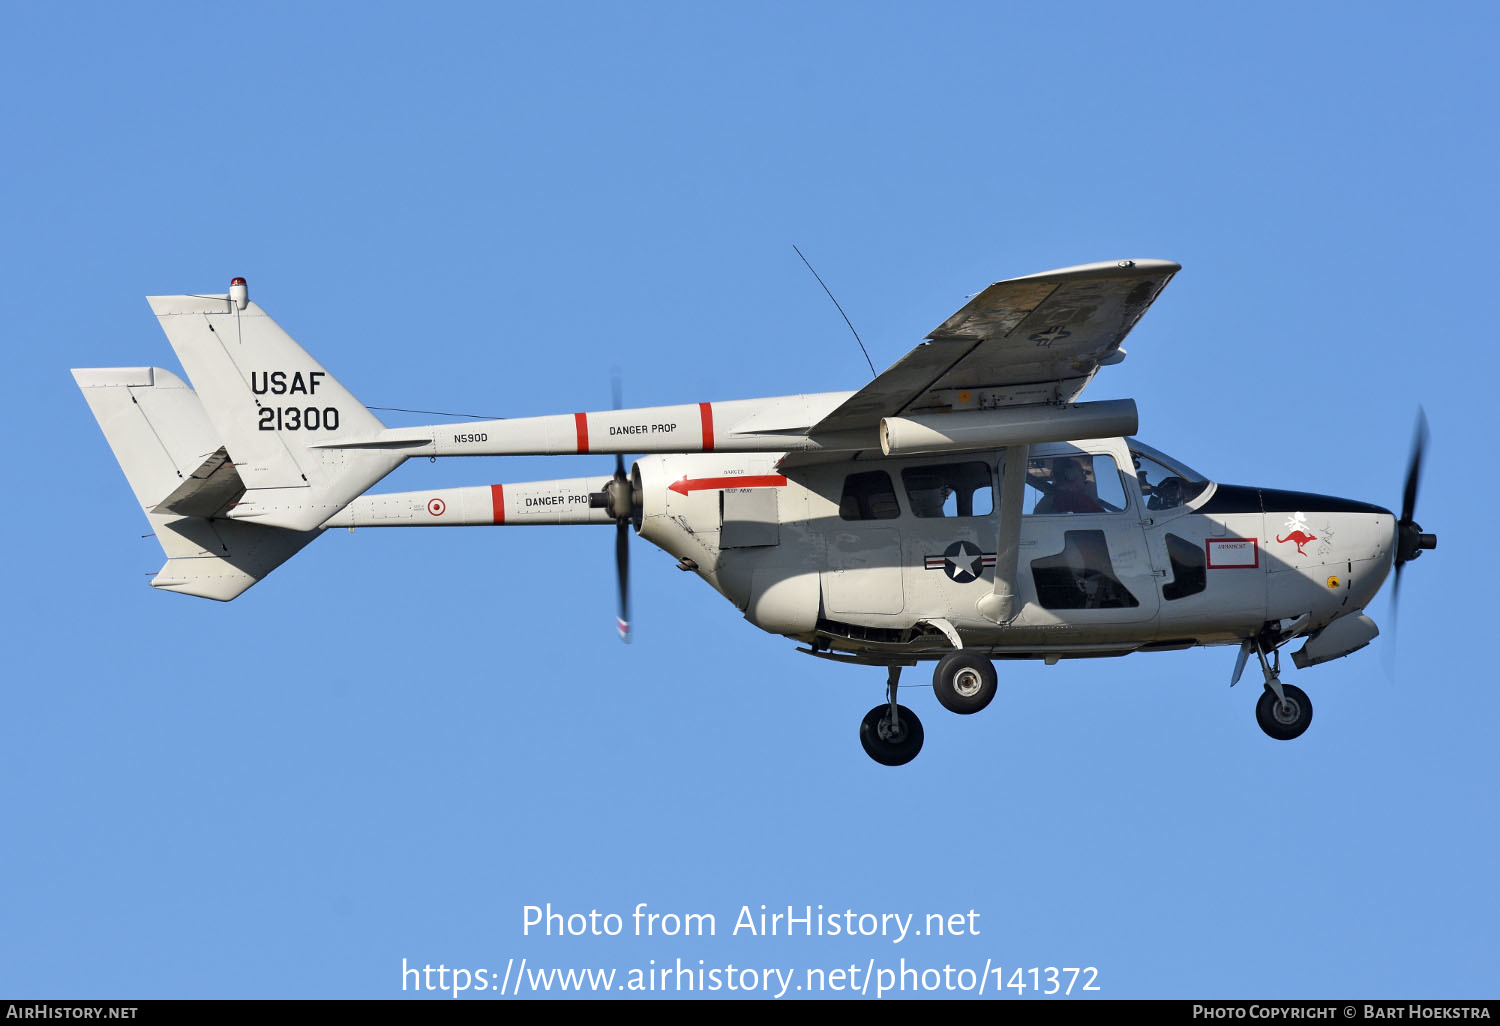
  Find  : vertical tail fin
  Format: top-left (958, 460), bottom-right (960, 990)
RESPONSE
top-left (73, 366), bottom-right (217, 511)
top-left (147, 291), bottom-right (404, 531)
top-left (72, 366), bottom-right (318, 600)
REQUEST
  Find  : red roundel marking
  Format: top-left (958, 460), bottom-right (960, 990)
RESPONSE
top-left (574, 412), bottom-right (590, 453)
top-left (427, 497), bottom-right (446, 517)
top-left (699, 402), bottom-right (714, 451)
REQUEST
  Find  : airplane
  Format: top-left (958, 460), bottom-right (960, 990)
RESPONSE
top-left (73, 260), bottom-right (1436, 765)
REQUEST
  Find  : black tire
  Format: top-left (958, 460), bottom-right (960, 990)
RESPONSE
top-left (932, 650), bottom-right (998, 715)
top-left (1256, 683), bottom-right (1313, 740)
top-left (859, 703), bottom-right (925, 766)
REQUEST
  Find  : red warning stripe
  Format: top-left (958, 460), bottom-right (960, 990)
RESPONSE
top-left (490, 483), bottom-right (505, 524)
top-left (699, 402), bottom-right (714, 451)
top-left (574, 412), bottom-right (589, 453)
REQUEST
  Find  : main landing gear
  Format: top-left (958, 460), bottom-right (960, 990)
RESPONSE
top-left (1250, 642), bottom-right (1313, 741)
top-left (859, 651), bottom-right (1001, 765)
top-left (932, 649), bottom-right (998, 714)
top-left (859, 666), bottom-right (924, 767)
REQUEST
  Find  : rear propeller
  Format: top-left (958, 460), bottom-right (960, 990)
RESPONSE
top-left (588, 377), bottom-right (642, 642)
top-left (1390, 407), bottom-right (1437, 632)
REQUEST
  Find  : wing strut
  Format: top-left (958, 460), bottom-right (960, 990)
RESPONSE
top-left (977, 445), bottom-right (1029, 625)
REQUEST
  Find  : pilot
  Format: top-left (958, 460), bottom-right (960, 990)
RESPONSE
top-left (1147, 476), bottom-right (1184, 511)
top-left (1035, 457), bottom-right (1104, 515)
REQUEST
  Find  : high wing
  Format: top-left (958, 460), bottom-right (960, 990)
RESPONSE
top-left (806, 259), bottom-right (1179, 437)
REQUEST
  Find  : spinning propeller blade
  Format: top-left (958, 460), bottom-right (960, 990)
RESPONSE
top-left (615, 453), bottom-right (631, 642)
top-left (1389, 407), bottom-right (1437, 641)
top-left (1399, 407), bottom-right (1426, 527)
top-left (588, 375), bottom-right (637, 642)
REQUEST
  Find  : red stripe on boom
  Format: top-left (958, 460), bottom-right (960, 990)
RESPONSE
top-left (574, 412), bottom-right (589, 453)
top-left (699, 402), bottom-right (714, 451)
top-left (491, 483), bottom-right (505, 524)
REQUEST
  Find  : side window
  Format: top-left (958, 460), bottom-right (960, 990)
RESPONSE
top-left (839, 470), bottom-right (900, 521)
top-left (1030, 530), bottom-right (1141, 609)
top-left (1024, 454), bottom-right (1127, 515)
top-left (1163, 533), bottom-right (1207, 600)
top-left (900, 462), bottom-right (994, 518)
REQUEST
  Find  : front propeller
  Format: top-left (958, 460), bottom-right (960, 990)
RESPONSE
top-left (1390, 407), bottom-right (1437, 629)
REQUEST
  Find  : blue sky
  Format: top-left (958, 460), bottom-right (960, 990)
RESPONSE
top-left (2, 1), bottom-right (1495, 1000)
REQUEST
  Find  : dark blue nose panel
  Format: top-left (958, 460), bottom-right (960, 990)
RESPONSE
top-left (1197, 484), bottom-right (1391, 518)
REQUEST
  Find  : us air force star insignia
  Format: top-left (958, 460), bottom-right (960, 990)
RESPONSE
top-left (924, 543), bottom-right (997, 582)
top-left (1028, 325), bottom-right (1072, 347)
top-left (942, 540), bottom-right (983, 583)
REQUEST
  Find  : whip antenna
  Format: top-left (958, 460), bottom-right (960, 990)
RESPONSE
top-left (793, 244), bottom-right (876, 380)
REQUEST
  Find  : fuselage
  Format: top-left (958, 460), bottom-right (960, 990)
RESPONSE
top-left (630, 437), bottom-right (1395, 662)
top-left (323, 397), bottom-right (1395, 665)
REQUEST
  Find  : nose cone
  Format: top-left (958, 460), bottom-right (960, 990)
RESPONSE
top-left (1336, 509), bottom-right (1398, 610)
top-left (1188, 483), bottom-right (1407, 610)
top-left (1365, 517), bottom-right (1399, 597)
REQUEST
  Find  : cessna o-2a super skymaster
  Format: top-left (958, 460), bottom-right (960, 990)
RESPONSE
top-left (75, 259), bottom-right (1436, 765)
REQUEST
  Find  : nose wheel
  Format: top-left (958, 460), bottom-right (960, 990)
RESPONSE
top-left (1248, 641), bottom-right (1314, 740)
top-left (1256, 682), bottom-right (1313, 740)
top-left (859, 665), bottom-right (925, 766)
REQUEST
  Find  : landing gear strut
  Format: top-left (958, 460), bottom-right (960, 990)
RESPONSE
top-left (1251, 643), bottom-right (1313, 740)
top-left (859, 665), bottom-right (924, 766)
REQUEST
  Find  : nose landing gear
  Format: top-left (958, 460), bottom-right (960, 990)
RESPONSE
top-left (1249, 642), bottom-right (1313, 740)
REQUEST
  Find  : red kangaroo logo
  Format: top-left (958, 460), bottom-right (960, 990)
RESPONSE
top-left (1277, 529), bottom-right (1317, 556)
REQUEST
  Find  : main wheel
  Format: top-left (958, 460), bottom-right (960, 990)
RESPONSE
top-left (859, 703), bottom-right (925, 766)
top-left (1256, 683), bottom-right (1313, 740)
top-left (932, 650), bottom-right (998, 715)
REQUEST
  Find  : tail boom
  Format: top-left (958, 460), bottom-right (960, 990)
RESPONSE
top-left (325, 477), bottom-right (617, 528)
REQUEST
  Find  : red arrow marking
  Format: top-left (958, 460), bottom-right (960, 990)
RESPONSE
top-left (669, 474), bottom-right (787, 496)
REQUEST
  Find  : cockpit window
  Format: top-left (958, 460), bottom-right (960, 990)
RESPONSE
top-left (901, 462), bottom-right (993, 518)
top-left (1125, 439), bottom-right (1208, 481)
top-left (1128, 442), bottom-right (1210, 511)
top-left (1024, 454), bottom-right (1128, 515)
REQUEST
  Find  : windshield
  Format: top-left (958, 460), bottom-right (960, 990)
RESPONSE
top-left (1126, 438), bottom-right (1210, 510)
